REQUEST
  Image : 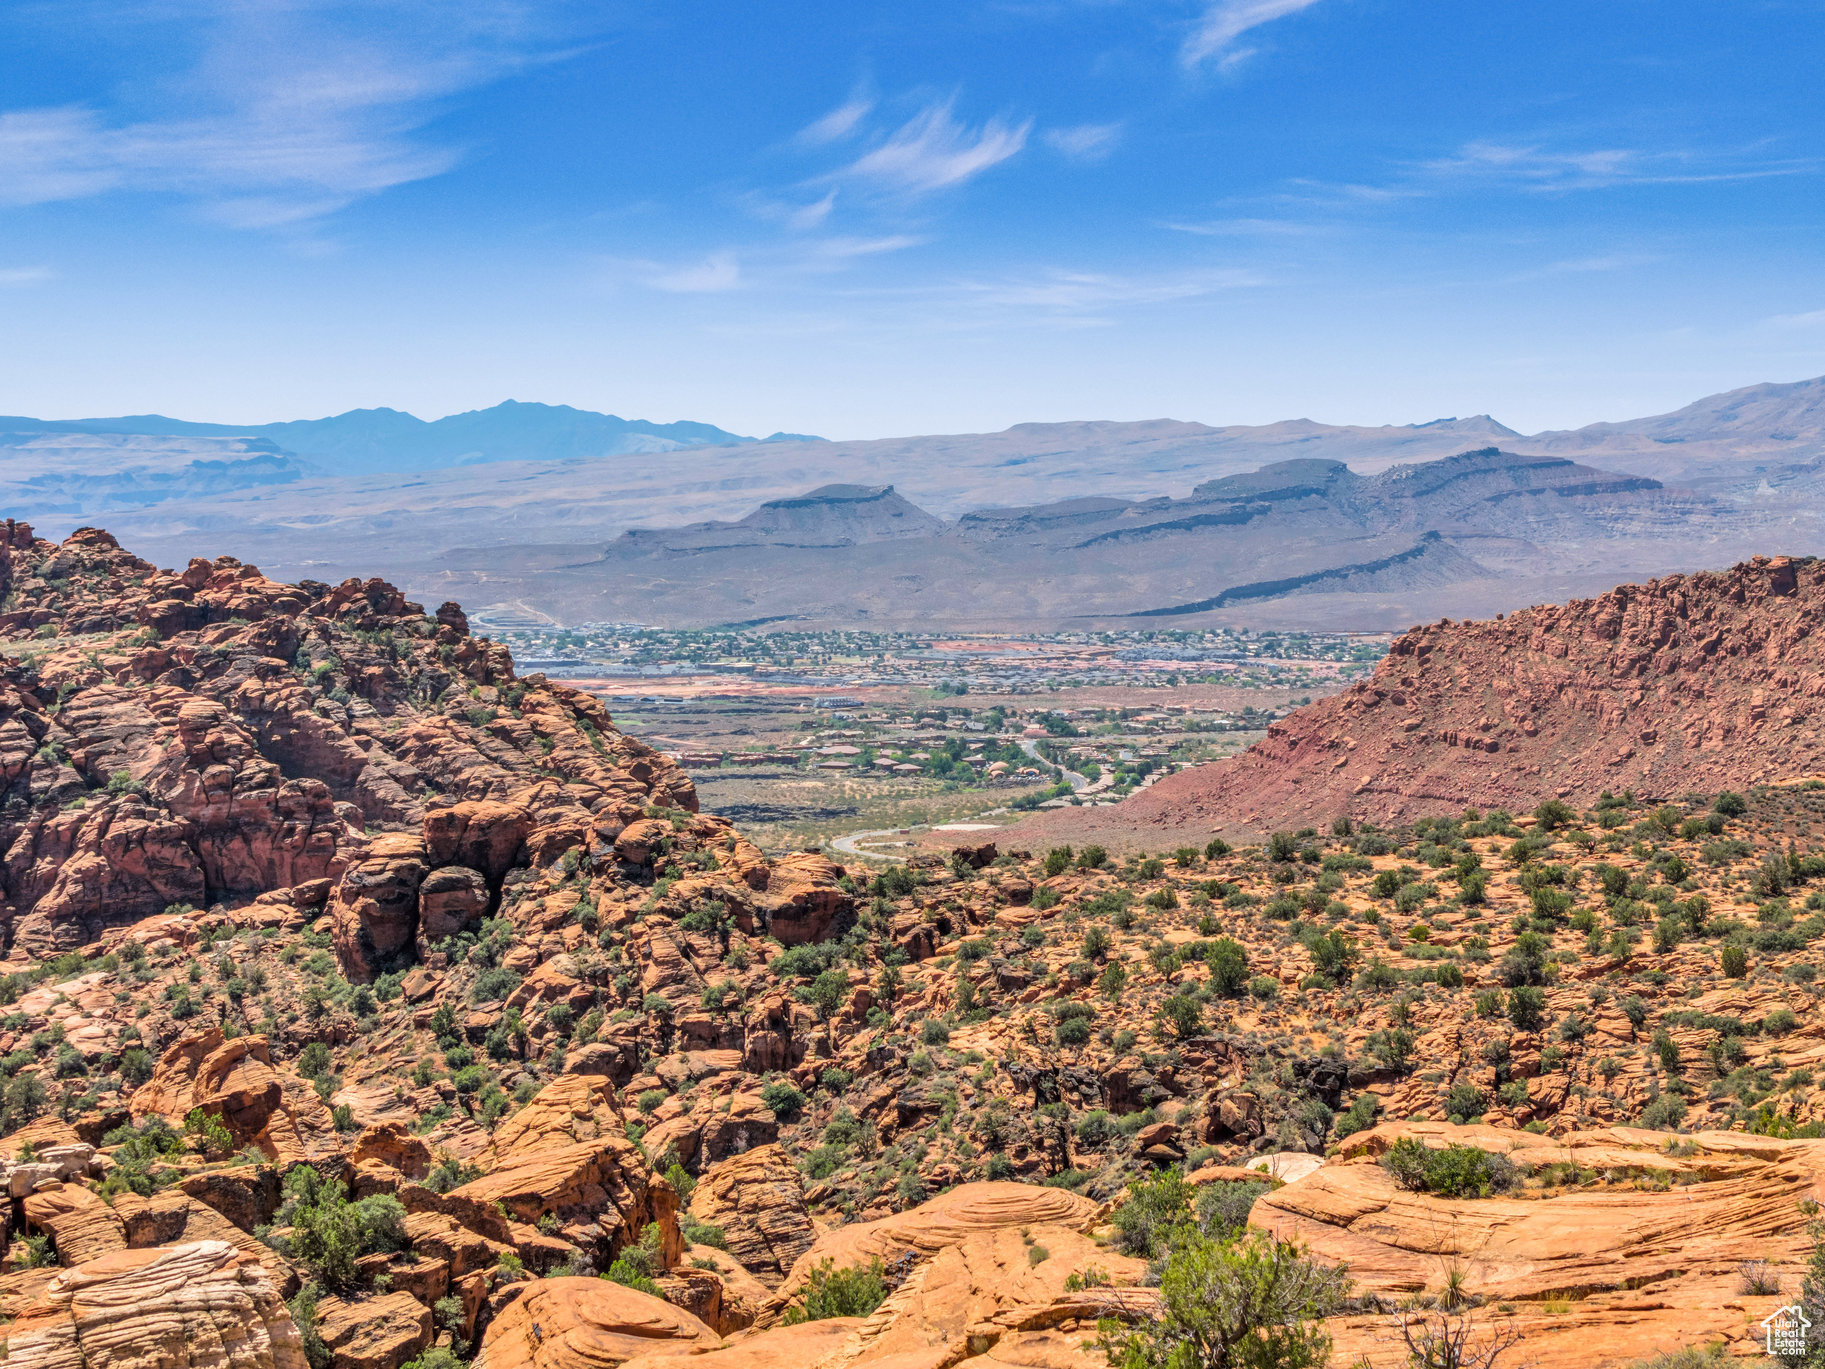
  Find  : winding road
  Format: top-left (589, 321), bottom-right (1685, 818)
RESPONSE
top-left (830, 743), bottom-right (1119, 861)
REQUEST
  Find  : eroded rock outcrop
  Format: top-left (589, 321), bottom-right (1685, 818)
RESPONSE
top-left (1259, 1121), bottom-right (1825, 1368)
top-left (0, 523), bottom-right (694, 956)
top-left (684, 1145), bottom-right (813, 1286)
top-left (1, 1240), bottom-right (306, 1369)
top-left (130, 1028), bottom-right (336, 1163)
top-left (776, 1183), bottom-right (1103, 1303)
top-left (476, 1277), bottom-right (720, 1369)
top-left (329, 835), bottom-right (429, 983)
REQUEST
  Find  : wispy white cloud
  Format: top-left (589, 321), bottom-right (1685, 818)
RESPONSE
top-left (955, 265), bottom-right (1261, 315)
top-left (1044, 122), bottom-right (1122, 162)
top-left (798, 97), bottom-right (874, 147)
top-left (0, 1), bottom-right (586, 228)
top-left (1182, 0), bottom-right (1325, 68)
top-left (1420, 140), bottom-right (1815, 191)
top-left (833, 98), bottom-right (1031, 196)
top-left (1162, 215), bottom-right (1327, 236)
top-left (1258, 139), bottom-right (1816, 220)
top-left (0, 103), bottom-right (461, 224)
top-left (788, 190), bottom-right (840, 229)
top-left (646, 252), bottom-right (743, 293)
top-left (812, 235), bottom-right (926, 260)
top-left (1530, 253), bottom-right (1655, 276)
top-left (1275, 176), bottom-right (1414, 206)
top-left (609, 235), bottom-right (926, 295)
top-left (0, 266), bottom-right (52, 287)
top-left (1488, 251), bottom-right (1664, 285)
top-left (1766, 308), bottom-right (1825, 331)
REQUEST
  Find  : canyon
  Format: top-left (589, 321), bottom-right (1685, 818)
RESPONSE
top-left (0, 524), bottom-right (1824, 1369)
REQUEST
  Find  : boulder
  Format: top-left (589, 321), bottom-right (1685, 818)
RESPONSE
top-left (423, 801), bottom-right (530, 885)
top-left (686, 1145), bottom-right (814, 1286)
top-left (560, 1041), bottom-right (638, 1085)
top-left (451, 1136), bottom-right (654, 1253)
top-left (777, 1183), bottom-right (1103, 1303)
top-left (315, 1289), bottom-right (434, 1369)
top-left (178, 1168), bottom-right (283, 1233)
top-left (610, 819), bottom-right (671, 867)
top-left (2, 1143), bottom-right (94, 1198)
top-left (347, 1123), bottom-right (437, 1184)
top-left (21, 1183), bottom-right (127, 1265)
top-left (129, 1029), bottom-right (334, 1163)
top-left (756, 853), bottom-right (851, 946)
top-left (330, 834), bottom-right (428, 982)
top-left (1202, 1089), bottom-right (1266, 1142)
top-left (486, 1075), bottom-right (625, 1164)
top-left (477, 1277), bottom-right (719, 1369)
top-left (676, 1247), bottom-right (773, 1335)
top-left (416, 865), bottom-right (490, 947)
top-left (0, 1240), bottom-right (304, 1369)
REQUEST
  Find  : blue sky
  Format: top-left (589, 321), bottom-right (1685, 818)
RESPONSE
top-left (1, 0), bottom-right (1821, 438)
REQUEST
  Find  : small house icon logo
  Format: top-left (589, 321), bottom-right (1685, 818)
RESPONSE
top-left (1764, 1304), bottom-right (1811, 1357)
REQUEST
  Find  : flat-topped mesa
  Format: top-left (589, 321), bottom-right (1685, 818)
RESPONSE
top-left (0, 521), bottom-right (696, 958)
top-left (1020, 554), bottom-right (1825, 842)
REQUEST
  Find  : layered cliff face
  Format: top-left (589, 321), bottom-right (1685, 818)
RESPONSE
top-left (0, 522), bottom-right (696, 958)
top-left (1027, 554), bottom-right (1825, 844)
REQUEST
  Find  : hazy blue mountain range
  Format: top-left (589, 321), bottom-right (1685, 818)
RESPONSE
top-left (439, 447), bottom-right (1723, 630)
top-left (0, 400), bottom-right (821, 475)
top-left (3, 375), bottom-right (1825, 629)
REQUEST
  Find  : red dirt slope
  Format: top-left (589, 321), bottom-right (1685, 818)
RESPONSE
top-left (1018, 554), bottom-right (1825, 845)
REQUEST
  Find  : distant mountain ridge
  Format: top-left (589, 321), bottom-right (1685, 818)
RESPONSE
top-left (5, 373), bottom-right (1825, 629)
top-left (0, 399), bottom-right (822, 474)
top-left (510, 445), bottom-right (1717, 628)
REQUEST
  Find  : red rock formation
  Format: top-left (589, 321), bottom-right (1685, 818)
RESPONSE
top-left (329, 835), bottom-right (430, 983)
top-left (129, 1028), bottom-right (335, 1163)
top-left (477, 1277), bottom-right (720, 1369)
top-left (1023, 554), bottom-right (1825, 842)
top-left (1, 1240), bottom-right (306, 1369)
top-left (0, 523), bottom-right (693, 956)
top-left (684, 1145), bottom-right (814, 1286)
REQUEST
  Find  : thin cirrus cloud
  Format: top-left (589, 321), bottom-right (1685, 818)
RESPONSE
top-left (0, 3), bottom-right (581, 228)
top-left (1043, 123), bottom-right (1122, 162)
top-left (646, 252), bottom-right (744, 293)
top-left (797, 97), bottom-right (875, 147)
top-left (1419, 141), bottom-right (1817, 191)
top-left (1162, 215), bottom-right (1328, 236)
top-left (1181, 0), bottom-right (1326, 68)
top-left (620, 235), bottom-right (924, 294)
top-left (825, 98), bottom-right (1032, 196)
top-left (955, 265), bottom-right (1261, 316)
top-left (1766, 308), bottom-right (1825, 332)
top-left (812, 235), bottom-right (926, 260)
top-left (0, 266), bottom-right (52, 287)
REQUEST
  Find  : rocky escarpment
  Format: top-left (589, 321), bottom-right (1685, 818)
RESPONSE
top-left (1027, 554), bottom-right (1825, 843)
top-left (0, 520), bottom-right (695, 957)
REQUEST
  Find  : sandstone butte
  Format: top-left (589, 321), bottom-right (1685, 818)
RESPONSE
top-left (1019, 552), bottom-right (1825, 848)
top-left (6, 523), bottom-right (1825, 1368)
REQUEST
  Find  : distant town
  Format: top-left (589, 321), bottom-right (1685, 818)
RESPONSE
top-left (485, 625), bottom-right (1389, 850)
